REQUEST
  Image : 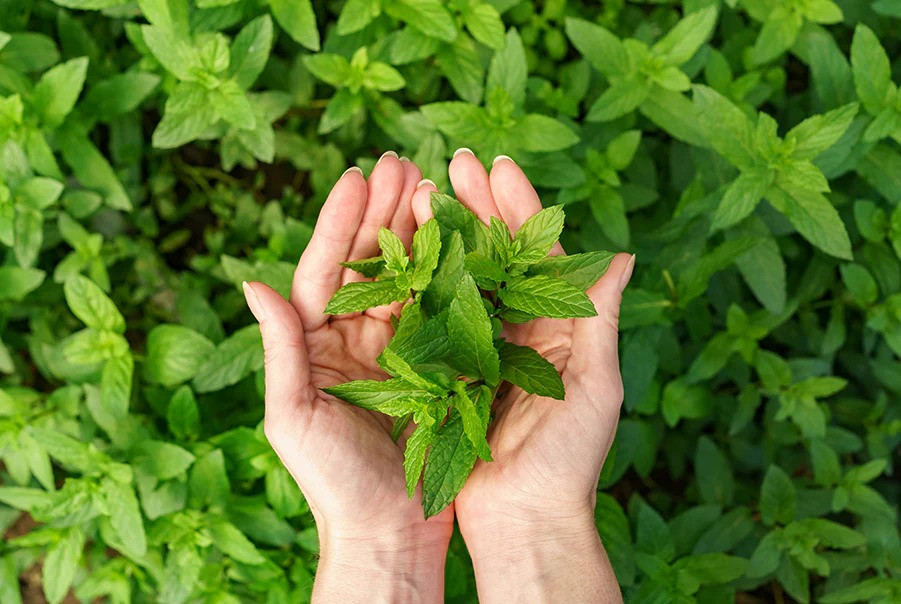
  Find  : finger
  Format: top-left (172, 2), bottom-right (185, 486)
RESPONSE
top-left (569, 253), bottom-right (635, 384)
top-left (243, 281), bottom-right (316, 444)
top-left (292, 168), bottom-right (368, 330)
top-left (489, 155), bottom-right (564, 256)
top-left (367, 159), bottom-right (423, 322)
top-left (343, 152), bottom-right (406, 285)
top-left (388, 158), bottom-right (422, 248)
top-left (411, 178), bottom-right (438, 227)
top-left (448, 148), bottom-right (502, 224)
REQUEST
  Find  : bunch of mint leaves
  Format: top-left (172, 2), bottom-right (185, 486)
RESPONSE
top-left (322, 192), bottom-right (613, 517)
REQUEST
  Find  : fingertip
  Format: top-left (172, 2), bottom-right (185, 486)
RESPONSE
top-left (247, 281), bottom-right (302, 332)
top-left (586, 252), bottom-right (635, 300)
top-left (412, 180), bottom-right (437, 226)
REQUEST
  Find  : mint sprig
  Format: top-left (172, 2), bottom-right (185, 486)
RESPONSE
top-left (321, 193), bottom-right (612, 516)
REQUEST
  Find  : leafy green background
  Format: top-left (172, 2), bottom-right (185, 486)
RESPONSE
top-left (1, 0), bottom-right (899, 602)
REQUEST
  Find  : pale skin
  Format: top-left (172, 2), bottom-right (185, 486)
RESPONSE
top-left (243, 149), bottom-right (633, 603)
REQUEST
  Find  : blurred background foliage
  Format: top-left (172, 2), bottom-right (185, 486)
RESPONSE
top-left (0, 0), bottom-right (899, 602)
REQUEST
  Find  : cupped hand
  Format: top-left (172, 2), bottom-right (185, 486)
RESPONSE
top-left (243, 154), bottom-right (452, 602)
top-left (410, 151), bottom-right (632, 601)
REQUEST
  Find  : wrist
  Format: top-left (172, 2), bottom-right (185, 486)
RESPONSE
top-left (460, 507), bottom-right (622, 603)
top-left (313, 522), bottom-right (452, 604)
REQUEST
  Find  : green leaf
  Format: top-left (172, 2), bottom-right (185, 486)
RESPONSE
top-left (464, 3), bottom-right (504, 50)
top-left (423, 230), bottom-right (465, 314)
top-left (323, 378), bottom-right (432, 413)
top-left (145, 325), bottom-right (216, 387)
top-left (378, 348), bottom-right (445, 395)
top-left (586, 78), bottom-right (650, 122)
top-left (192, 325), bottom-right (264, 393)
top-left (606, 130), bottom-right (642, 171)
top-left (43, 527), bottom-right (85, 604)
top-left (452, 383), bottom-right (491, 461)
top-left (712, 169), bottom-right (772, 230)
top-left (152, 82), bottom-right (215, 148)
top-left (695, 436), bottom-right (734, 505)
top-left (13, 206), bottom-right (42, 268)
top-left (270, 0), bottom-right (320, 51)
top-left (63, 275), bottom-right (125, 333)
top-left (747, 530), bottom-right (784, 578)
top-left (435, 35), bottom-right (484, 105)
top-left (500, 275), bottom-right (597, 318)
top-left (653, 6), bottom-right (718, 66)
top-left (167, 385), bottom-right (201, 441)
top-left (102, 478), bottom-right (147, 557)
top-left (802, 0), bottom-right (843, 23)
top-left (379, 226), bottom-right (409, 272)
top-left (674, 553), bottom-right (749, 591)
top-left (56, 124), bottom-right (131, 210)
top-left (464, 251), bottom-right (507, 287)
top-left (31, 56), bottom-right (88, 128)
top-left (759, 465), bottom-right (796, 525)
top-left (786, 103), bottom-right (859, 160)
top-left (266, 465), bottom-right (304, 518)
top-left (325, 279), bottom-right (407, 314)
top-left (487, 29), bottom-right (527, 107)
top-left (403, 415), bottom-right (438, 497)
top-left (364, 62), bottom-right (406, 91)
top-left (140, 25), bottom-right (199, 81)
top-left (393, 311), bottom-right (451, 365)
top-left (342, 256), bottom-right (386, 277)
top-left (589, 186), bottom-right (629, 249)
top-left (430, 193), bottom-right (487, 253)
top-left (512, 205), bottom-right (564, 262)
top-left (840, 263), bottom-right (878, 306)
top-left (850, 24), bottom-right (894, 115)
top-left (211, 79), bottom-right (256, 129)
top-left (303, 54), bottom-right (350, 88)
top-left (526, 252), bottom-right (614, 291)
top-left (101, 353), bottom-right (132, 418)
top-left (693, 85), bottom-right (757, 169)
top-left (564, 18), bottom-right (629, 77)
top-left (499, 341), bottom-right (565, 400)
top-left (411, 218), bottom-right (441, 290)
top-left (516, 114), bottom-right (579, 152)
top-left (753, 14), bottom-right (802, 65)
top-left (336, 0), bottom-right (381, 35)
top-left (447, 273), bottom-right (500, 385)
top-left (421, 409), bottom-right (476, 517)
top-left (733, 232), bottom-right (787, 314)
top-left (82, 72), bottom-right (160, 122)
top-left (134, 440), bottom-right (196, 480)
top-left (230, 15), bottom-right (274, 89)
top-left (771, 186), bottom-right (852, 260)
top-left (208, 518), bottom-right (266, 564)
top-left (385, 0), bottom-right (457, 42)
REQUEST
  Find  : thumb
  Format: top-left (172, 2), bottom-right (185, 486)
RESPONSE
top-left (243, 281), bottom-right (315, 443)
top-left (569, 253), bottom-right (635, 378)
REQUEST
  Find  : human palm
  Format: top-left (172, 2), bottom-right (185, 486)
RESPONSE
top-left (245, 155), bottom-right (453, 539)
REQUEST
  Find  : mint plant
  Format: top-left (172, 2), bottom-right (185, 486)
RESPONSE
top-left (322, 192), bottom-right (611, 515)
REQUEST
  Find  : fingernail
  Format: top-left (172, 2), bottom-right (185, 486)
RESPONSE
top-left (399, 156), bottom-right (410, 162)
top-left (417, 178), bottom-right (436, 189)
top-left (243, 281), bottom-right (266, 322)
top-left (377, 150), bottom-right (398, 164)
top-left (342, 166), bottom-right (363, 177)
top-left (618, 254), bottom-right (636, 293)
top-left (493, 155), bottom-right (514, 165)
top-left (453, 147), bottom-right (474, 158)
